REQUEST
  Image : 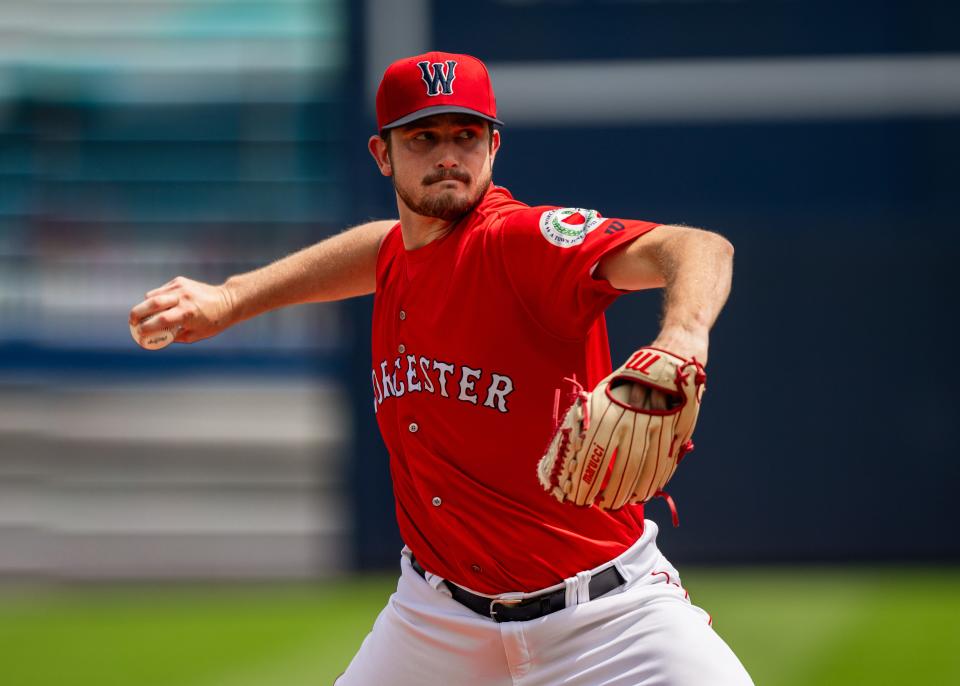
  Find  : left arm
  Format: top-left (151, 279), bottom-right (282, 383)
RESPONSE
top-left (593, 224), bottom-right (734, 366)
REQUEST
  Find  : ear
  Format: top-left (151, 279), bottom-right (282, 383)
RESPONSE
top-left (489, 129), bottom-right (501, 168)
top-left (368, 135), bottom-right (393, 177)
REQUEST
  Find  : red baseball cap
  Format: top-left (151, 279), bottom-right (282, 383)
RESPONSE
top-left (376, 51), bottom-right (503, 131)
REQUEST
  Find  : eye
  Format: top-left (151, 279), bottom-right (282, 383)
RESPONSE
top-left (457, 129), bottom-right (476, 139)
top-left (413, 131), bottom-right (434, 141)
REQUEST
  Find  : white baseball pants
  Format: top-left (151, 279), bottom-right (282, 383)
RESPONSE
top-left (335, 521), bottom-right (753, 686)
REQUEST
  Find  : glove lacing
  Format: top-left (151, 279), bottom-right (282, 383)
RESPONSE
top-left (546, 376), bottom-right (591, 494)
top-left (552, 375), bottom-right (590, 432)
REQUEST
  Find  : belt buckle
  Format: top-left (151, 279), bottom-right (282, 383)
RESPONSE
top-left (489, 597), bottom-right (523, 622)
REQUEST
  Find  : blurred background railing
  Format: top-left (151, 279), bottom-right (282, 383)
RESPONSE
top-left (0, 0), bottom-right (353, 581)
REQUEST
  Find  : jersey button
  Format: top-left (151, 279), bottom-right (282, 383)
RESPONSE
top-left (398, 343), bottom-right (406, 354)
top-left (399, 310), bottom-right (406, 321)
top-left (431, 496), bottom-right (442, 507)
top-left (471, 564), bottom-right (482, 574)
top-left (408, 422), bottom-right (419, 433)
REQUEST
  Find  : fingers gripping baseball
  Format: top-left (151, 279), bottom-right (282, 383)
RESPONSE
top-left (538, 348), bottom-right (705, 511)
top-left (129, 276), bottom-right (234, 346)
top-left (627, 382), bottom-right (676, 411)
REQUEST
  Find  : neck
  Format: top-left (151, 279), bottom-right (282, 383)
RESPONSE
top-left (396, 201), bottom-right (459, 251)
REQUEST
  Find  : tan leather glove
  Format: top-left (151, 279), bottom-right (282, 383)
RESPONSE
top-left (538, 347), bottom-right (706, 511)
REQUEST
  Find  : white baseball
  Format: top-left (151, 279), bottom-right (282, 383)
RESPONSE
top-left (130, 315), bottom-right (177, 350)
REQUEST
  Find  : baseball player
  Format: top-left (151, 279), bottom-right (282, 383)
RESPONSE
top-left (130, 52), bottom-right (753, 685)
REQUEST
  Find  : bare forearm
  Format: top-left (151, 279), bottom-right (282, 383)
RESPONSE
top-left (658, 229), bottom-right (734, 336)
top-left (225, 220), bottom-right (395, 325)
top-left (648, 228), bottom-right (733, 364)
top-left (130, 219), bottom-right (396, 345)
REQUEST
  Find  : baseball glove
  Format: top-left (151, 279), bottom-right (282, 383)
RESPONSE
top-left (538, 347), bottom-right (706, 512)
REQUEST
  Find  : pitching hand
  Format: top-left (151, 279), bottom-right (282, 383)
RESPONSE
top-left (626, 383), bottom-right (675, 410)
top-left (129, 276), bottom-right (235, 344)
top-left (627, 327), bottom-right (708, 410)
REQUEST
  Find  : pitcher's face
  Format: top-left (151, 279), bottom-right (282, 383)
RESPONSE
top-left (370, 114), bottom-right (500, 221)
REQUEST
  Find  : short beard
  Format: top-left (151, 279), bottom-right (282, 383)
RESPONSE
top-left (392, 166), bottom-right (492, 222)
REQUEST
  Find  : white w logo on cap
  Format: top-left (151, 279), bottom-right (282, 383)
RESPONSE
top-left (417, 60), bottom-right (457, 96)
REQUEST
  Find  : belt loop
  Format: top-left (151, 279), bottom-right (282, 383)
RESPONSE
top-left (613, 559), bottom-right (629, 587)
top-left (563, 575), bottom-right (578, 607)
top-left (409, 554), bottom-right (452, 594)
top-left (424, 570), bottom-right (449, 592)
top-left (575, 570), bottom-right (592, 605)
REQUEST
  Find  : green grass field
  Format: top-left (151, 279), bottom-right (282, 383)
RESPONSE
top-left (3, 566), bottom-right (958, 685)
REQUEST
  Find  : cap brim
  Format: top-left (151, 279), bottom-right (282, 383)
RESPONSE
top-left (381, 105), bottom-right (504, 130)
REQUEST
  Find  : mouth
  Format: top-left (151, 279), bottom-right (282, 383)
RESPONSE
top-left (424, 172), bottom-right (471, 186)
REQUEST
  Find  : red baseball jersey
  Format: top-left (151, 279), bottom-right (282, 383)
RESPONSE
top-left (371, 185), bottom-right (661, 594)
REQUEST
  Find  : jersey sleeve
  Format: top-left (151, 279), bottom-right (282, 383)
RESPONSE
top-left (499, 206), bottom-right (660, 340)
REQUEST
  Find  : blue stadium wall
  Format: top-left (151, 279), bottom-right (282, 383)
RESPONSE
top-left (343, 0), bottom-right (960, 568)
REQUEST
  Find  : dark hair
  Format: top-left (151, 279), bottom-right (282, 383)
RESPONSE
top-left (381, 120), bottom-right (496, 153)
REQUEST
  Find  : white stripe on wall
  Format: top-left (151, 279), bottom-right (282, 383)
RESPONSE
top-left (489, 54), bottom-right (960, 124)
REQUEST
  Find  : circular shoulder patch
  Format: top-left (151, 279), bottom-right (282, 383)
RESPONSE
top-left (539, 208), bottom-right (605, 248)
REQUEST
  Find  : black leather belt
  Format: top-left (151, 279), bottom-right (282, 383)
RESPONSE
top-left (410, 555), bottom-right (625, 623)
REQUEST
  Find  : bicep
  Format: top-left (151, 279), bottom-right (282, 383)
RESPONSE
top-left (348, 218), bottom-right (397, 265)
top-left (344, 219), bottom-right (396, 254)
top-left (322, 219), bottom-right (397, 298)
top-left (593, 224), bottom-right (694, 292)
top-left (367, 219), bottom-right (399, 250)
top-left (593, 225), bottom-right (676, 292)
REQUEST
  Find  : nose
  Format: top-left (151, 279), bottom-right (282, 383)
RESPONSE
top-left (434, 140), bottom-right (460, 169)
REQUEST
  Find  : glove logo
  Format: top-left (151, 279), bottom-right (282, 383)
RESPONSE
top-left (539, 208), bottom-right (604, 248)
top-left (625, 350), bottom-right (661, 375)
top-left (582, 442), bottom-right (605, 485)
top-left (418, 60), bottom-right (457, 96)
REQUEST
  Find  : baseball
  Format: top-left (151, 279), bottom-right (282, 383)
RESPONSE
top-left (130, 315), bottom-right (177, 350)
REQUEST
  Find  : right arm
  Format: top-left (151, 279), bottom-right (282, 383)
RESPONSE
top-left (129, 219), bottom-right (396, 344)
